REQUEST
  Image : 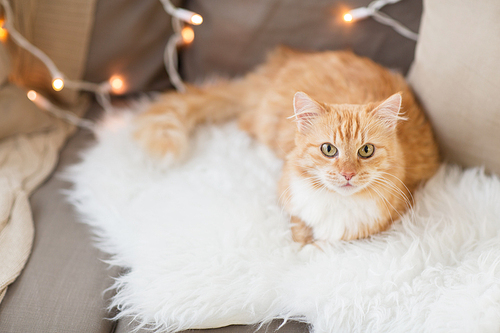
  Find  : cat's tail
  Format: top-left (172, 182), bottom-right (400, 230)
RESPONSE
top-left (133, 46), bottom-right (298, 163)
top-left (133, 75), bottom-right (262, 163)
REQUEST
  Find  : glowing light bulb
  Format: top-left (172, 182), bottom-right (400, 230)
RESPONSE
top-left (109, 75), bottom-right (125, 94)
top-left (342, 8), bottom-right (372, 23)
top-left (343, 13), bottom-right (353, 22)
top-left (27, 90), bottom-right (51, 110)
top-left (174, 8), bottom-right (203, 25)
top-left (181, 26), bottom-right (195, 44)
top-left (27, 90), bottom-right (37, 101)
top-left (52, 78), bottom-right (64, 91)
top-left (190, 14), bottom-right (203, 25)
top-left (0, 19), bottom-right (7, 42)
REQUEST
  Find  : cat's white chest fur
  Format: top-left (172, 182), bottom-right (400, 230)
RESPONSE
top-left (289, 176), bottom-right (382, 242)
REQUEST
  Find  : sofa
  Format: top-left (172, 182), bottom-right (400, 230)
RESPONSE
top-left (0, 0), bottom-right (499, 332)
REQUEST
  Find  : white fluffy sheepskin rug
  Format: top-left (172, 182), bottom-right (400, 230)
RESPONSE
top-left (65, 111), bottom-right (500, 333)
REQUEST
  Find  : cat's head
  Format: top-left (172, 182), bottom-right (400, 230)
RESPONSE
top-left (289, 91), bottom-right (406, 197)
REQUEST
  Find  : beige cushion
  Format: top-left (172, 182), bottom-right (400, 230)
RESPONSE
top-left (8, 0), bottom-right (96, 105)
top-left (408, 0), bottom-right (500, 175)
top-left (0, 0), bottom-right (95, 307)
top-left (0, 85), bottom-right (55, 140)
top-left (0, 42), bottom-right (54, 139)
top-left (0, 42), bottom-right (10, 85)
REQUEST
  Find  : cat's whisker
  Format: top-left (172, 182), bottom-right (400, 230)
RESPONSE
top-left (371, 173), bottom-right (408, 198)
top-left (369, 186), bottom-right (396, 225)
top-left (370, 178), bottom-right (413, 221)
top-left (371, 178), bottom-right (411, 211)
top-left (371, 180), bottom-right (408, 217)
top-left (372, 176), bottom-right (411, 208)
top-left (278, 184), bottom-right (291, 206)
top-left (365, 189), bottom-right (388, 237)
top-left (288, 165), bottom-right (329, 188)
top-left (373, 175), bottom-right (418, 221)
top-left (378, 171), bottom-right (415, 203)
top-left (370, 185), bottom-right (406, 224)
top-left (278, 185), bottom-right (294, 219)
top-left (306, 176), bottom-right (329, 192)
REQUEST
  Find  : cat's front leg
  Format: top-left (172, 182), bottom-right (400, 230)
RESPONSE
top-left (290, 215), bottom-right (315, 245)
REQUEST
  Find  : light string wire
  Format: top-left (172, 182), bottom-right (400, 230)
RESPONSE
top-left (0, 0), bottom-right (201, 129)
top-left (2, 0), bottom-right (416, 130)
top-left (159, 0), bottom-right (203, 92)
top-left (0, 0), bottom-right (113, 106)
top-left (27, 90), bottom-right (95, 130)
top-left (165, 16), bottom-right (186, 92)
top-left (344, 0), bottom-right (419, 41)
top-left (0, 0), bottom-right (110, 129)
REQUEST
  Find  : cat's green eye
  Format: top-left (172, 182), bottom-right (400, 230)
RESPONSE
top-left (321, 143), bottom-right (337, 157)
top-left (358, 144), bottom-right (375, 158)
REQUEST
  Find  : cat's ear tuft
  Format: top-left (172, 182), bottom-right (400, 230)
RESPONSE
top-left (292, 92), bottom-right (326, 132)
top-left (372, 93), bottom-right (405, 129)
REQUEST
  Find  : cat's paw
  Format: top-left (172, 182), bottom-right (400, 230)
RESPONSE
top-left (290, 216), bottom-right (315, 245)
top-left (133, 112), bottom-right (190, 166)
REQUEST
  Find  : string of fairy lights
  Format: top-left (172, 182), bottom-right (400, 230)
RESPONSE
top-left (342, 0), bottom-right (418, 41)
top-left (0, 0), bottom-right (417, 130)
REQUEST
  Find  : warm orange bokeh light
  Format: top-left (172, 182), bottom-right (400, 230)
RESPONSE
top-left (0, 19), bottom-right (7, 42)
top-left (27, 90), bottom-right (37, 101)
top-left (109, 75), bottom-right (125, 94)
top-left (190, 14), bottom-right (203, 25)
top-left (52, 78), bottom-right (64, 91)
top-left (343, 13), bottom-right (353, 22)
top-left (181, 26), bottom-right (195, 44)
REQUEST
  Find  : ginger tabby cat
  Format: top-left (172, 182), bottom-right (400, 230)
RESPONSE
top-left (134, 47), bottom-right (440, 244)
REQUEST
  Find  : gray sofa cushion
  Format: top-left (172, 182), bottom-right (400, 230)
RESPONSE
top-left (84, 0), bottom-right (182, 93)
top-left (181, 0), bottom-right (422, 82)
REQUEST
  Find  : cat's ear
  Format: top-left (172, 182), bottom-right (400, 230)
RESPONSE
top-left (292, 92), bottom-right (326, 132)
top-left (371, 93), bottom-right (405, 129)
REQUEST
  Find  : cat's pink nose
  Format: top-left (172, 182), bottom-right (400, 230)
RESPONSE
top-left (341, 172), bottom-right (356, 181)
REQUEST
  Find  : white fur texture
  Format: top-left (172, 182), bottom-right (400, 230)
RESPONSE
top-left (65, 112), bottom-right (500, 333)
top-left (289, 175), bottom-right (382, 241)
